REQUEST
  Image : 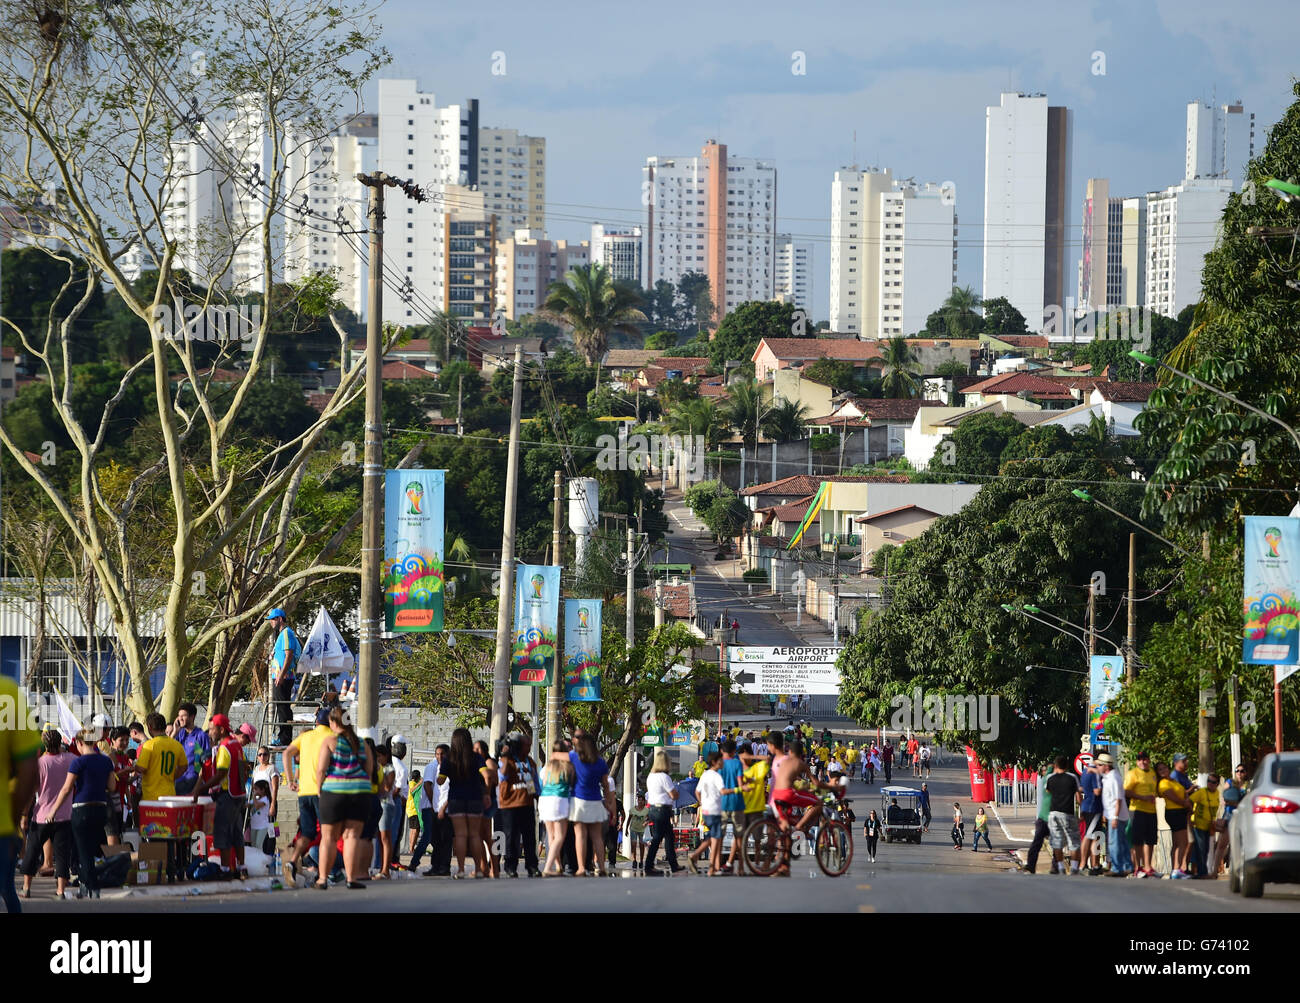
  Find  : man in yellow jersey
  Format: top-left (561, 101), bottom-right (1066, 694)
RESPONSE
top-left (280, 707), bottom-right (333, 885)
top-left (1124, 751), bottom-right (1159, 877)
top-left (130, 713), bottom-right (187, 801)
top-left (726, 741), bottom-right (771, 874)
top-left (1, 676), bottom-right (41, 913)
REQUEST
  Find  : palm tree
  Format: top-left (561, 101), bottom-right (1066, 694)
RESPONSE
top-left (879, 336), bottom-right (921, 398)
top-left (943, 285), bottom-right (983, 337)
top-left (667, 398), bottom-right (722, 451)
top-left (541, 263), bottom-right (647, 366)
top-left (761, 398), bottom-right (811, 442)
top-left (722, 380), bottom-right (762, 446)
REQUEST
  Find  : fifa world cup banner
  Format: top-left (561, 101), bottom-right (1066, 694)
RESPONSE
top-left (383, 470), bottom-right (446, 632)
top-left (1089, 654), bottom-right (1123, 747)
top-left (1242, 516), bottom-right (1300, 665)
top-left (564, 599), bottom-right (603, 701)
top-left (513, 564), bottom-right (560, 685)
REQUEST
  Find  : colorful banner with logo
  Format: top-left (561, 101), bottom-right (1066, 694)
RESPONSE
top-left (512, 564), bottom-right (560, 685)
top-left (1242, 516), bottom-right (1300, 665)
top-left (383, 470), bottom-right (445, 632)
top-left (563, 599), bottom-right (602, 701)
top-left (1089, 654), bottom-right (1123, 747)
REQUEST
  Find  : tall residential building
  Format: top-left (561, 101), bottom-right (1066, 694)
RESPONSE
top-left (477, 127), bottom-right (545, 237)
top-left (376, 80), bottom-right (478, 326)
top-left (1119, 196), bottom-right (1146, 309)
top-left (774, 234), bottom-right (812, 316)
top-left (1186, 100), bottom-right (1254, 189)
top-left (284, 114), bottom-right (377, 318)
top-left (1078, 181), bottom-right (1147, 311)
top-left (981, 92), bottom-right (1072, 328)
top-left (642, 140), bottom-right (776, 319)
top-left (495, 228), bottom-right (590, 320)
top-left (442, 185), bottom-right (496, 323)
top-left (590, 223), bottom-right (642, 285)
top-left (1144, 178), bottom-right (1231, 317)
top-left (828, 168), bottom-right (956, 337)
top-left (162, 120), bottom-right (237, 291)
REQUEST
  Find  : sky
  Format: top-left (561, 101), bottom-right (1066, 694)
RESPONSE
top-left (370, 0), bottom-right (1299, 323)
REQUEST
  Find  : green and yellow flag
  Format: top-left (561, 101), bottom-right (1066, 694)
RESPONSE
top-left (787, 481), bottom-right (830, 549)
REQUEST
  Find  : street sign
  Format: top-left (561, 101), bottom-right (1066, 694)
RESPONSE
top-left (1074, 752), bottom-right (1093, 774)
top-left (726, 646), bottom-right (842, 695)
top-left (1277, 664), bottom-right (1299, 684)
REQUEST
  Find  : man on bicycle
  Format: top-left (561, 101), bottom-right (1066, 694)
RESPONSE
top-left (770, 740), bottom-right (838, 849)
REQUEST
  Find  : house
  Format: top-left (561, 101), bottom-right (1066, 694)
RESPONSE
top-left (980, 333), bottom-right (1051, 358)
top-left (381, 360), bottom-right (440, 381)
top-left (760, 369), bottom-right (837, 422)
top-left (638, 357), bottom-right (712, 390)
top-left (739, 474), bottom-right (904, 514)
top-left (352, 337), bottom-right (442, 371)
top-left (897, 339), bottom-right (981, 374)
top-left (807, 397), bottom-right (947, 461)
top-left (751, 337), bottom-right (883, 383)
top-left (603, 349), bottom-right (667, 380)
top-left (960, 371), bottom-right (1079, 410)
top-left (854, 504), bottom-right (943, 568)
top-left (479, 337), bottom-right (546, 375)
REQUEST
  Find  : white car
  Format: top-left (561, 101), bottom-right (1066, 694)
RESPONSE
top-left (1229, 752), bottom-right (1300, 898)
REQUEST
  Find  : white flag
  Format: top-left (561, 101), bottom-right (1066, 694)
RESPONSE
top-left (52, 687), bottom-right (83, 742)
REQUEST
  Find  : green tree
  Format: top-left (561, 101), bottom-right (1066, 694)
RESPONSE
top-left (668, 398), bottom-right (723, 450)
top-left (542, 263), bottom-right (647, 365)
top-left (980, 296), bottom-right (1028, 336)
top-left (879, 336), bottom-right (921, 398)
top-left (721, 380), bottom-right (762, 449)
top-left (943, 286), bottom-right (983, 337)
top-left (676, 271), bottom-right (715, 334)
top-left (946, 412), bottom-right (1026, 477)
top-left (642, 281), bottom-right (680, 334)
top-left (706, 300), bottom-right (802, 368)
top-left (644, 330), bottom-right (679, 351)
top-left (704, 494), bottom-right (749, 542)
top-left (802, 358), bottom-right (855, 388)
top-left (761, 398), bottom-right (810, 442)
top-left (933, 358), bottom-right (970, 379)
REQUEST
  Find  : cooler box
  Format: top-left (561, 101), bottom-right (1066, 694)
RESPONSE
top-left (138, 797), bottom-right (212, 839)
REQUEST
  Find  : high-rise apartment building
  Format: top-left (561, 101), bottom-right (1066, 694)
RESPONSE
top-left (1078, 180), bottom-right (1146, 311)
top-left (284, 114), bottom-right (377, 318)
top-left (376, 80), bottom-right (478, 326)
top-left (477, 127), bottom-right (545, 238)
top-left (442, 185), bottom-right (497, 323)
top-left (495, 228), bottom-right (590, 320)
top-left (590, 223), bottom-right (642, 285)
top-left (1186, 100), bottom-right (1254, 189)
top-left (774, 234), bottom-right (812, 317)
top-left (1120, 196), bottom-right (1146, 309)
top-left (828, 168), bottom-right (956, 337)
top-left (1145, 178), bottom-right (1231, 317)
top-left (982, 92), bottom-right (1072, 328)
top-left (642, 140), bottom-right (776, 319)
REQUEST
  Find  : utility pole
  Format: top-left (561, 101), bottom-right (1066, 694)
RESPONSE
top-left (654, 578), bottom-right (664, 628)
top-left (832, 549), bottom-right (840, 644)
top-left (489, 346), bottom-right (526, 751)
top-left (546, 471), bottom-right (564, 755)
top-left (1087, 587), bottom-right (1096, 656)
top-left (1228, 674), bottom-right (1241, 774)
top-left (355, 170), bottom-right (426, 740)
top-left (1126, 533), bottom-right (1137, 681)
top-left (456, 373), bottom-right (464, 438)
top-left (1200, 531), bottom-right (1214, 773)
top-left (624, 524), bottom-right (637, 820)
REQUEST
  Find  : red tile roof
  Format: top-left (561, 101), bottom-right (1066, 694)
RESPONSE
top-left (859, 398), bottom-right (946, 422)
top-left (962, 371), bottom-right (1076, 398)
top-left (381, 360), bottom-right (437, 380)
top-left (642, 358), bottom-right (711, 387)
top-left (754, 338), bottom-right (884, 363)
top-left (305, 392), bottom-right (332, 414)
top-left (853, 504), bottom-right (941, 523)
top-left (1093, 381), bottom-right (1156, 402)
top-left (807, 415), bottom-right (869, 427)
top-left (741, 473), bottom-right (910, 497)
top-left (765, 495), bottom-right (816, 522)
top-left (640, 583), bottom-right (693, 618)
top-left (988, 334), bottom-right (1050, 348)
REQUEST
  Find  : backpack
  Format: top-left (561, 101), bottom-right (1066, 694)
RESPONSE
top-left (95, 852), bottom-right (132, 888)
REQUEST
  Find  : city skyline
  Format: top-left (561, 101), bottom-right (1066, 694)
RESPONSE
top-left (370, 0), bottom-right (1295, 324)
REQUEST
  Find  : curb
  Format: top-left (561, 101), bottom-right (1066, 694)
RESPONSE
top-left (988, 801), bottom-right (1033, 843)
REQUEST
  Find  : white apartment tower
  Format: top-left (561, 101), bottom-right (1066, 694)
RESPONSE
top-left (376, 80), bottom-right (479, 326)
top-left (1186, 100), bottom-right (1255, 189)
top-left (495, 229), bottom-right (590, 320)
top-left (828, 167), bottom-right (956, 337)
top-left (982, 93), bottom-right (1072, 329)
top-left (284, 115), bottom-right (377, 318)
top-left (477, 127), bottom-right (545, 237)
top-left (642, 140), bottom-right (776, 319)
top-left (1145, 178), bottom-right (1230, 317)
top-left (774, 234), bottom-right (812, 316)
top-left (590, 224), bottom-right (643, 285)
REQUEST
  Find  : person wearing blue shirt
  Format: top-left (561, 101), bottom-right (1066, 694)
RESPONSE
top-left (717, 739), bottom-right (746, 873)
top-left (1171, 753), bottom-right (1193, 791)
top-left (171, 702), bottom-right (211, 795)
top-left (1079, 762), bottom-right (1104, 874)
top-left (267, 607), bottom-right (302, 745)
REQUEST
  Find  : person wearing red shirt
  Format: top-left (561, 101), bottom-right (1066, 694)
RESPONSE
top-left (192, 714), bottom-right (248, 875)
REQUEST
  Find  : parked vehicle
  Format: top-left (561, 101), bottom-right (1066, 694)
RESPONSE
top-left (1229, 752), bottom-right (1300, 898)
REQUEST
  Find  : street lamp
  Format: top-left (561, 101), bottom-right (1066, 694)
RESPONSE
top-left (1023, 604), bottom-right (1123, 654)
top-left (1264, 178), bottom-right (1300, 203)
top-left (1003, 604), bottom-right (1096, 745)
top-left (1026, 664), bottom-right (1087, 676)
top-left (1070, 488), bottom-right (1193, 558)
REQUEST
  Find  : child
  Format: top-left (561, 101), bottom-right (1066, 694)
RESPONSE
top-left (249, 779), bottom-right (272, 853)
top-left (406, 769), bottom-right (422, 856)
top-left (627, 792), bottom-right (650, 873)
top-left (972, 806), bottom-right (991, 851)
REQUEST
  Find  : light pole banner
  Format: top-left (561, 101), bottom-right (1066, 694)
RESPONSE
top-left (563, 599), bottom-right (602, 701)
top-left (1089, 654), bottom-right (1122, 747)
top-left (383, 470), bottom-right (446, 632)
top-left (513, 564), bottom-right (560, 685)
top-left (1242, 515), bottom-right (1300, 665)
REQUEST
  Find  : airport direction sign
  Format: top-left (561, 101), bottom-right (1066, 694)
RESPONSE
top-left (727, 645), bottom-right (843, 695)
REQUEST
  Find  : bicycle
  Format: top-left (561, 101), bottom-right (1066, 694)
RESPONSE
top-left (741, 793), bottom-right (854, 877)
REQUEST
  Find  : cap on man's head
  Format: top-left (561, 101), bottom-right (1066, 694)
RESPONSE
top-left (1136, 750), bottom-right (1150, 759)
top-left (315, 706), bottom-right (332, 726)
top-left (1173, 752), bottom-right (1188, 764)
top-left (209, 713), bottom-right (231, 733)
top-left (265, 607), bottom-right (287, 621)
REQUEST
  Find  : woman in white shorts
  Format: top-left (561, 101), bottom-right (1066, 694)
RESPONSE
top-left (538, 741), bottom-right (575, 876)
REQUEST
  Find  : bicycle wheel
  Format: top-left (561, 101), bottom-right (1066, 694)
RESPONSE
top-left (741, 818), bottom-right (787, 877)
top-left (816, 820), bottom-right (854, 877)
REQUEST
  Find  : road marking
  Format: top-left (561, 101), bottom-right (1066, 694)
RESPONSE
top-left (858, 904), bottom-right (877, 913)
top-left (856, 884), bottom-right (872, 891)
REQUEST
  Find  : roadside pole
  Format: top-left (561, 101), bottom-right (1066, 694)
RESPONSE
top-left (1126, 534), bottom-right (1137, 681)
top-left (546, 470), bottom-right (564, 761)
top-left (624, 525), bottom-right (637, 821)
top-left (489, 346), bottom-right (525, 751)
